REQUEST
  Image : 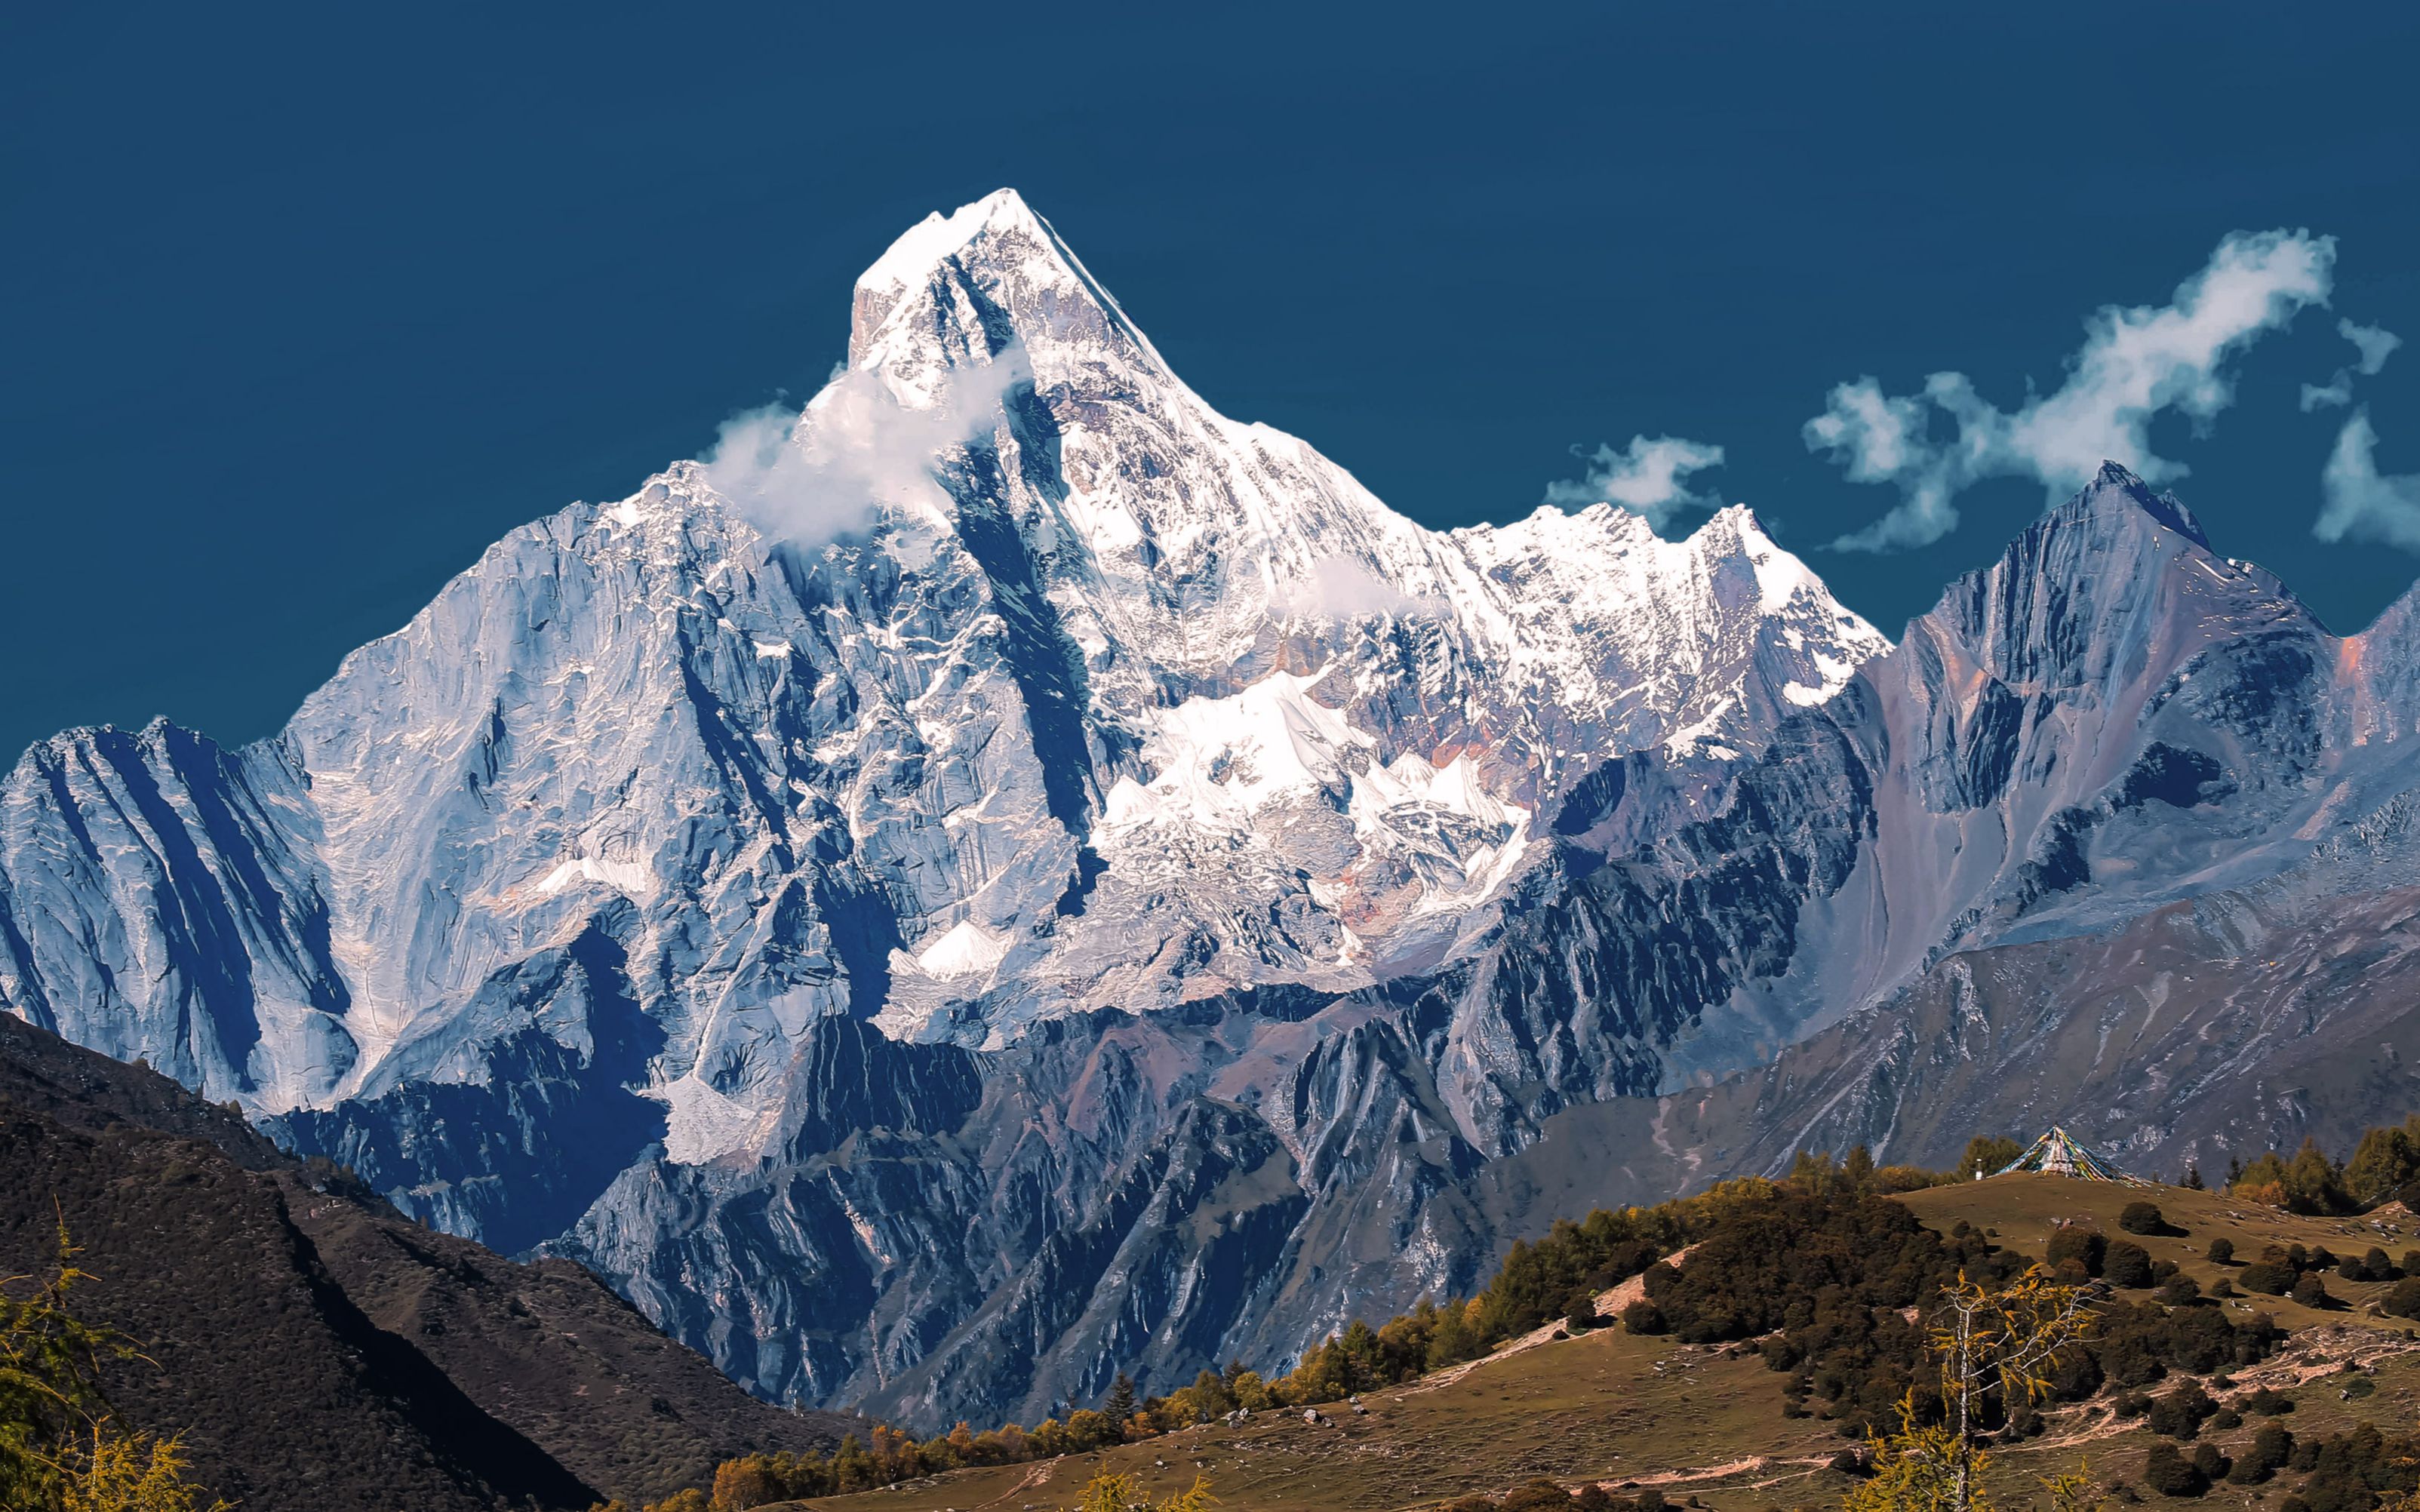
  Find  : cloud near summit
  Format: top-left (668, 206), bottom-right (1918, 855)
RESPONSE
top-left (2317, 410), bottom-right (2420, 552)
top-left (1542, 435), bottom-right (1729, 532)
top-left (1807, 229), bottom-right (2338, 552)
top-left (703, 348), bottom-right (1033, 547)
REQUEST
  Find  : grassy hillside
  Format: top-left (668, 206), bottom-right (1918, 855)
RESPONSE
top-left (765, 1175), bottom-right (2420, 1512)
top-left (1896, 1174), bottom-right (2420, 1330)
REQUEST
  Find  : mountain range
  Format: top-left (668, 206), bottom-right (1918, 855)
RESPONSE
top-left (8, 189), bottom-right (2420, 1432)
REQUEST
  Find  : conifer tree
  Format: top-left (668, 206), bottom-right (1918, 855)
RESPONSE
top-left (1843, 1145), bottom-right (1877, 1193)
top-left (1954, 1136), bottom-right (2023, 1181)
top-left (1103, 1372), bottom-right (1136, 1423)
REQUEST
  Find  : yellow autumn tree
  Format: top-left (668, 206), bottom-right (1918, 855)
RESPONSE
top-left (1, 1217), bottom-right (230, 1512)
top-left (1846, 1268), bottom-right (2095, 1512)
top-left (1070, 1470), bottom-right (1216, 1512)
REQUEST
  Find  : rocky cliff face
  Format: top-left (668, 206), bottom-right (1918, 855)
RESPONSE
top-left (9, 190), bottom-right (2420, 1431)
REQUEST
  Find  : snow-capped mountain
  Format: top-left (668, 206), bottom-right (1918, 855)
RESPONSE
top-left (19, 192), bottom-right (2420, 1431)
top-left (0, 189), bottom-right (1880, 1166)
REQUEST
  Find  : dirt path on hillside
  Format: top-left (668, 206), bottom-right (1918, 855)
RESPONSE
top-left (1406, 1246), bottom-right (1705, 1394)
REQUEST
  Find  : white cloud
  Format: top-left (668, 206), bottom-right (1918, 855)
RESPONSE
top-left (2314, 409), bottom-right (2420, 551)
top-left (2343, 318), bottom-right (2404, 376)
top-left (1807, 229), bottom-right (2338, 552)
top-left (2302, 373), bottom-right (2356, 412)
top-left (702, 347), bottom-right (1033, 545)
top-left (2303, 318), bottom-right (2402, 412)
top-left (1542, 435), bottom-right (1728, 531)
top-left (1273, 554), bottom-right (1441, 622)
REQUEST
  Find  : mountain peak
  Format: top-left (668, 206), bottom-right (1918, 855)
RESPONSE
top-left (2066, 459), bottom-right (2211, 548)
top-left (853, 189), bottom-right (1044, 300)
top-left (846, 189), bottom-right (1155, 380)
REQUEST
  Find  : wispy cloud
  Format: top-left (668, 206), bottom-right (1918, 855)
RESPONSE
top-left (2302, 373), bottom-right (2357, 412)
top-left (1807, 229), bottom-right (2338, 552)
top-left (2302, 317), bottom-right (2402, 410)
top-left (2315, 410), bottom-right (2420, 551)
top-left (2344, 318), bottom-right (2404, 376)
top-left (702, 348), bottom-right (1032, 545)
top-left (1273, 554), bottom-right (1442, 622)
top-left (1542, 435), bottom-right (1727, 532)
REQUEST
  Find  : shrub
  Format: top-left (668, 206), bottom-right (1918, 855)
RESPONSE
top-left (2205, 1237), bottom-right (2234, 1265)
top-left (1565, 1292), bottom-right (1601, 1332)
top-left (2385, 1278), bottom-right (2420, 1320)
top-left (1503, 1480), bottom-right (1579, 1512)
top-left (2189, 1443), bottom-right (2229, 1485)
top-left (2242, 1386), bottom-right (2295, 1415)
top-left (1622, 1300), bottom-right (1668, 1335)
top-left (2047, 1343), bottom-right (2103, 1400)
top-left (2289, 1273), bottom-right (2333, 1309)
top-left (2046, 1222), bottom-right (2108, 1277)
top-left (2106, 1241), bottom-right (2156, 1289)
top-left (2226, 1421), bottom-right (2292, 1483)
top-left (2120, 1202), bottom-right (2178, 1236)
top-left (2148, 1381), bottom-right (2216, 1440)
top-left (2142, 1441), bottom-right (2207, 1496)
top-left (2114, 1391), bottom-right (2155, 1419)
top-left (2237, 1262), bottom-right (2295, 1295)
top-left (2277, 1420), bottom-right (2419, 1512)
top-left (2209, 1409), bottom-right (2243, 1431)
top-left (2155, 1275), bottom-right (2202, 1307)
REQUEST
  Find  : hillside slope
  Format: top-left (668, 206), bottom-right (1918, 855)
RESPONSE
top-left (0, 1012), bottom-right (856, 1508)
top-left (770, 1176), bottom-right (2420, 1512)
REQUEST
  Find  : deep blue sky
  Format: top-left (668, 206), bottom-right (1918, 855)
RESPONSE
top-left (5, 3), bottom-right (2417, 760)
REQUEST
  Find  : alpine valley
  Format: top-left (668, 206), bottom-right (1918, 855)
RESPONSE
top-left (11, 189), bottom-right (2420, 1434)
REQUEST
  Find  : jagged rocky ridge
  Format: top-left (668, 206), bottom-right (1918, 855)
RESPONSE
top-left (9, 190), bottom-right (2420, 1429)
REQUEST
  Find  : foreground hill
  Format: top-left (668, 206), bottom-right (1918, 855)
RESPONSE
top-left (764, 1175), bottom-right (2420, 1512)
top-left (0, 1012), bottom-right (856, 1510)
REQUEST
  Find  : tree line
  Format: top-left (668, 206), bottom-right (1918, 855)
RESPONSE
top-left (2222, 1114), bottom-right (2420, 1215)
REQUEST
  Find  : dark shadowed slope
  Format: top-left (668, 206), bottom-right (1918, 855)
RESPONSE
top-left (0, 1010), bottom-right (859, 1508)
